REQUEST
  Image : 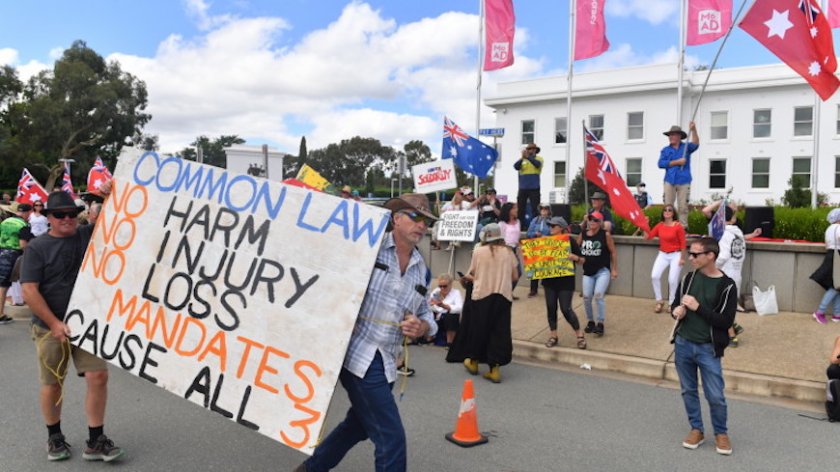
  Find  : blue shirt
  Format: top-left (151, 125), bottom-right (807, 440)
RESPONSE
top-left (658, 142), bottom-right (699, 185)
top-left (527, 216), bottom-right (550, 238)
top-left (343, 233), bottom-right (437, 383)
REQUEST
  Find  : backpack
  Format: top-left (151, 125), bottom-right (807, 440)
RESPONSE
top-left (826, 379), bottom-right (840, 422)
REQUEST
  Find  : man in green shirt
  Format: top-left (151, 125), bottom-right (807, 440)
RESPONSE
top-left (670, 237), bottom-right (737, 456)
top-left (0, 202), bottom-right (34, 324)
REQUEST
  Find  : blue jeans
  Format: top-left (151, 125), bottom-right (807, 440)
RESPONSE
top-left (818, 288), bottom-right (840, 314)
top-left (674, 335), bottom-right (728, 435)
top-left (305, 352), bottom-right (406, 472)
top-left (582, 267), bottom-right (610, 323)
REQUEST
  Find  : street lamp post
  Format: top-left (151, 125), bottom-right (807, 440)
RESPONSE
top-left (390, 178), bottom-right (397, 198)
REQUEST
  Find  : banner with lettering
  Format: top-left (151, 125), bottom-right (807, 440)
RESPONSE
top-left (65, 150), bottom-right (390, 455)
top-left (521, 234), bottom-right (574, 280)
top-left (436, 210), bottom-right (478, 242)
top-left (411, 159), bottom-right (457, 194)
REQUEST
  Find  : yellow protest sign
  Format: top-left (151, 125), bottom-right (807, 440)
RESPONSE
top-left (521, 234), bottom-right (574, 280)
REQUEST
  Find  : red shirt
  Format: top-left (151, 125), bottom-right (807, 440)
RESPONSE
top-left (647, 222), bottom-right (686, 253)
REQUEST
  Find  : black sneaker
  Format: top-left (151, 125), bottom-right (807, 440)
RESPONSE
top-left (595, 322), bottom-right (605, 336)
top-left (83, 435), bottom-right (124, 462)
top-left (733, 323), bottom-right (745, 336)
top-left (0, 315), bottom-right (13, 325)
top-left (47, 433), bottom-right (71, 461)
top-left (584, 321), bottom-right (595, 333)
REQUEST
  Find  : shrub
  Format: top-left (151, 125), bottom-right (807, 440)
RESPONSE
top-left (782, 176), bottom-right (811, 208)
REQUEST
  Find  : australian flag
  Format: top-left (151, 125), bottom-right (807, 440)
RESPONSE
top-left (441, 116), bottom-right (498, 178)
top-left (709, 198), bottom-right (727, 240)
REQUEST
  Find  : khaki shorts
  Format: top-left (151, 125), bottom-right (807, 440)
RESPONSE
top-left (31, 324), bottom-right (107, 385)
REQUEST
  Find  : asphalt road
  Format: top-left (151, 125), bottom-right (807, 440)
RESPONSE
top-left (0, 319), bottom-right (835, 472)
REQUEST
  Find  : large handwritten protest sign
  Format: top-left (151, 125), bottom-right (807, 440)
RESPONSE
top-left (521, 234), bottom-right (574, 280)
top-left (65, 151), bottom-right (390, 455)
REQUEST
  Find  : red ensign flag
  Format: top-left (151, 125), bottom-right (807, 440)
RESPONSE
top-left (739, 0), bottom-right (840, 100)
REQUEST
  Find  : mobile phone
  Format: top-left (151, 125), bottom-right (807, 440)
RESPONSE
top-left (457, 271), bottom-right (465, 277)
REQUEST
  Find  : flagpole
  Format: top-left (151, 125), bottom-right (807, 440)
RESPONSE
top-left (677, 0), bottom-right (686, 126)
top-left (582, 120), bottom-right (588, 204)
top-left (813, 0), bottom-right (826, 209)
top-left (564, 0), bottom-right (575, 204)
top-left (680, 0), bottom-right (750, 167)
top-left (474, 0), bottom-right (484, 196)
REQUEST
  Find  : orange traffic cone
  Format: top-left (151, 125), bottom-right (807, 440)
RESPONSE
top-left (445, 379), bottom-right (488, 447)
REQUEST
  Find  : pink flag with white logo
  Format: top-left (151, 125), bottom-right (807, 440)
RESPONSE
top-left (829, 0), bottom-right (840, 28)
top-left (574, 0), bottom-right (609, 60)
top-left (483, 0), bottom-right (515, 71)
top-left (687, 0), bottom-right (732, 45)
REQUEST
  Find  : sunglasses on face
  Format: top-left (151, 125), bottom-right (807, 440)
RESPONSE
top-left (589, 218), bottom-right (601, 223)
top-left (399, 211), bottom-right (432, 226)
top-left (438, 284), bottom-right (449, 289)
top-left (33, 204), bottom-right (43, 208)
top-left (50, 211), bottom-right (79, 220)
top-left (688, 251), bottom-right (709, 258)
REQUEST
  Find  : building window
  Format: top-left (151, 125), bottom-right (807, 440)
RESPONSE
top-left (555, 117), bottom-right (567, 144)
top-left (753, 109), bottom-right (771, 138)
top-left (627, 112), bottom-right (644, 140)
top-left (589, 114), bottom-right (604, 140)
top-left (554, 161), bottom-right (566, 188)
top-left (794, 106), bottom-right (813, 136)
top-left (836, 105), bottom-right (840, 135)
top-left (625, 158), bottom-right (642, 187)
top-left (792, 157), bottom-right (811, 188)
top-left (752, 158), bottom-right (770, 188)
top-left (710, 111), bottom-right (728, 140)
top-left (709, 159), bottom-right (726, 189)
top-left (521, 120), bottom-right (535, 145)
top-left (835, 156), bottom-right (840, 188)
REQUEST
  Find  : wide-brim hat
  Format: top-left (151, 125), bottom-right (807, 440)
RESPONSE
top-left (341, 185), bottom-right (352, 193)
top-left (43, 191), bottom-right (85, 215)
top-left (383, 193), bottom-right (438, 222)
top-left (663, 125), bottom-right (687, 139)
top-left (547, 216), bottom-right (568, 228)
top-left (590, 191), bottom-right (607, 200)
top-left (525, 143), bottom-right (541, 153)
top-left (479, 223), bottom-right (504, 243)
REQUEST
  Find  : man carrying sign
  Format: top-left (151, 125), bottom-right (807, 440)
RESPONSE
top-left (22, 187), bottom-right (125, 463)
top-left (298, 193), bottom-right (438, 472)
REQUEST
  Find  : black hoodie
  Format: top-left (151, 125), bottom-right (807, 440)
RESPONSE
top-left (669, 270), bottom-right (737, 358)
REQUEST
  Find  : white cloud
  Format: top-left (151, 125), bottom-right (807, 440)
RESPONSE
top-left (48, 47), bottom-right (64, 60)
top-left (607, 0), bottom-right (679, 25)
top-left (0, 48), bottom-right (18, 66)
top-left (183, 0), bottom-right (235, 31)
top-left (110, 2), bottom-right (542, 154)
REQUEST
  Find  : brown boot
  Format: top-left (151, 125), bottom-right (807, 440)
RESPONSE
top-left (682, 429), bottom-right (704, 449)
top-left (482, 365), bottom-right (501, 383)
top-left (463, 358), bottom-right (478, 375)
top-left (715, 434), bottom-right (732, 455)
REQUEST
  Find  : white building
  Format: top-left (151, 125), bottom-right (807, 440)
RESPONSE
top-left (224, 145), bottom-right (287, 180)
top-left (486, 62), bottom-right (840, 206)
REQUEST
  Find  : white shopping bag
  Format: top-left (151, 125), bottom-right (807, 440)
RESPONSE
top-left (752, 283), bottom-right (778, 316)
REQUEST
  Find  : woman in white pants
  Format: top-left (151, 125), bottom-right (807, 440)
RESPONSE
top-left (645, 205), bottom-right (686, 312)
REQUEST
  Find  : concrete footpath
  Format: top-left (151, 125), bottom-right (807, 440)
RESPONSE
top-left (510, 290), bottom-right (839, 404)
top-left (5, 291), bottom-right (838, 404)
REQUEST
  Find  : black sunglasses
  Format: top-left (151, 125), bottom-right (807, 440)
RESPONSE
top-left (50, 211), bottom-right (80, 220)
top-left (688, 251), bottom-right (709, 258)
top-left (399, 210), bottom-right (432, 225)
top-left (438, 284), bottom-right (449, 289)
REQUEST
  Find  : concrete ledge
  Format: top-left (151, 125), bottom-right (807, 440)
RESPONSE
top-left (5, 304), bottom-right (32, 320)
top-left (515, 340), bottom-right (825, 404)
top-left (514, 340), bottom-right (667, 380)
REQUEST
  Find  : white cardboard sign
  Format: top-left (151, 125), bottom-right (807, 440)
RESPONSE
top-left (411, 159), bottom-right (457, 194)
top-left (65, 151), bottom-right (389, 455)
top-left (437, 210), bottom-right (479, 241)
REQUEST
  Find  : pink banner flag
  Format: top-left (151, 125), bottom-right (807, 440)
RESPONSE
top-left (687, 0), bottom-right (732, 45)
top-left (574, 0), bottom-right (609, 60)
top-left (829, 0), bottom-right (840, 28)
top-left (483, 0), bottom-right (515, 71)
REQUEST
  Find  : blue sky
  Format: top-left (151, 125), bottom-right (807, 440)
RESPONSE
top-left (0, 0), bottom-right (831, 155)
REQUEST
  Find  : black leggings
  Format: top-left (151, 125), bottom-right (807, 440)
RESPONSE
top-left (544, 286), bottom-right (580, 331)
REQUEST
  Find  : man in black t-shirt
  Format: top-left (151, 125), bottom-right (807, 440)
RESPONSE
top-left (22, 190), bottom-right (124, 463)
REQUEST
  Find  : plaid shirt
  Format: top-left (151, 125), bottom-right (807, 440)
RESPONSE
top-left (343, 233), bottom-right (437, 383)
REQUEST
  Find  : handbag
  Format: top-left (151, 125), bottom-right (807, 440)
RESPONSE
top-left (752, 282), bottom-right (778, 316)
